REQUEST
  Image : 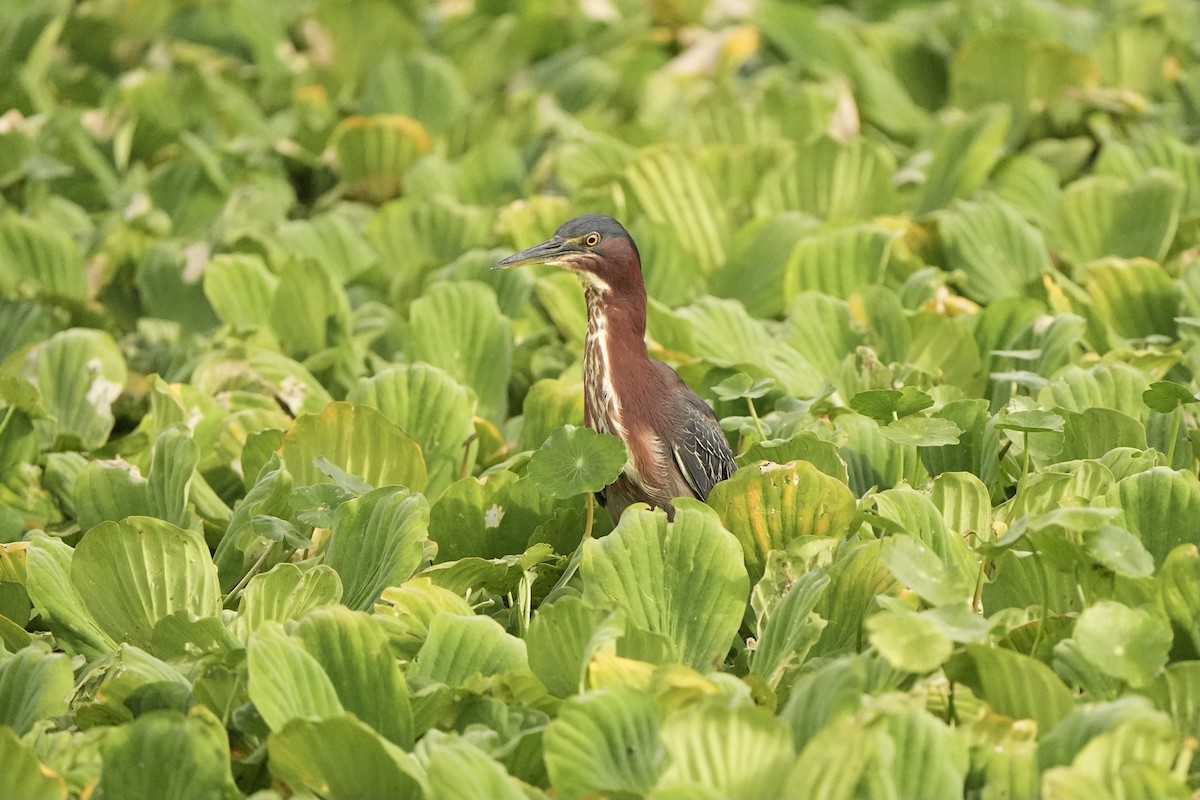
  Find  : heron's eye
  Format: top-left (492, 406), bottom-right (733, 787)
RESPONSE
top-left (584, 233), bottom-right (601, 247)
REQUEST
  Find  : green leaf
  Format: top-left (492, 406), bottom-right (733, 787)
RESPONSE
top-left (1082, 258), bottom-right (1179, 341)
top-left (709, 460), bottom-right (857, 583)
top-left (407, 281), bottom-right (513, 424)
top-left (655, 703), bottom-right (795, 798)
top-left (247, 622), bottom-right (344, 731)
top-left (293, 606), bottom-right (414, 748)
top-left (877, 416), bottom-right (963, 447)
top-left (325, 487), bottom-right (430, 611)
top-left (527, 596), bottom-right (624, 698)
top-left (230, 563), bottom-right (343, 641)
top-left (71, 517), bottom-right (220, 651)
top-left (274, 212), bottom-right (379, 284)
top-left (881, 534), bottom-right (974, 606)
top-left (1058, 407), bottom-right (1147, 462)
top-left (423, 735), bottom-right (532, 800)
top-left (950, 33), bottom-right (1092, 136)
top-left (525, 425), bottom-right (627, 499)
top-left (1072, 601), bottom-right (1172, 689)
top-left (756, 135), bottom-right (897, 223)
top-left (373, 579), bottom-right (475, 660)
top-left (947, 645), bottom-right (1076, 732)
top-left (582, 503), bottom-right (749, 670)
top-left (710, 373), bottom-right (775, 402)
top-left (662, 297), bottom-right (823, 397)
top-left (348, 364), bottom-right (477, 499)
top-left (711, 214), bottom-right (818, 318)
top-left (202, 253), bottom-right (278, 329)
top-left (543, 686), bottom-right (662, 800)
top-left (0, 647), bottom-right (72, 736)
top-left (784, 224), bottom-right (897, 301)
top-left (281, 401), bottom-right (427, 492)
top-left (1143, 381), bottom-right (1199, 414)
top-left (24, 328), bottom-right (127, 450)
top-left (1084, 526), bottom-right (1154, 579)
top-left (411, 613), bottom-right (527, 686)
top-left (850, 388), bottom-right (935, 422)
top-left (735, 431), bottom-right (849, 483)
top-left (1106, 468), bottom-right (1200, 567)
top-left (96, 708), bottom-right (237, 800)
top-left (192, 345), bottom-right (333, 417)
top-left (930, 471), bottom-right (993, 537)
top-left (750, 570), bottom-right (830, 690)
top-left (516, 378), bottom-right (585, 453)
top-left (1158, 545), bottom-right (1200, 653)
top-left (915, 104), bottom-right (1010, 214)
top-left (268, 257), bottom-right (351, 359)
top-left (0, 213), bottom-right (86, 302)
top-left (1053, 170), bottom-right (1185, 264)
top-left (24, 534), bottom-right (116, 659)
top-left (331, 114), bottom-right (431, 203)
top-left (269, 715), bottom-right (424, 800)
top-left (998, 408), bottom-right (1066, 433)
top-left (782, 293), bottom-right (864, 380)
top-left (0, 727), bottom-right (66, 800)
top-left (866, 610), bottom-right (953, 673)
top-left (940, 197), bottom-right (1053, 303)
top-left (623, 145), bottom-right (730, 276)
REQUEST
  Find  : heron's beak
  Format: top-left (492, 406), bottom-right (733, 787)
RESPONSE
top-left (492, 238), bottom-right (574, 270)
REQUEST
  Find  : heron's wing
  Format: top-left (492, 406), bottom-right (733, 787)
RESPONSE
top-left (668, 390), bottom-right (736, 501)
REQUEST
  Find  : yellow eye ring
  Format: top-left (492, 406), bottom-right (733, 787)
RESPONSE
top-left (584, 233), bottom-right (600, 247)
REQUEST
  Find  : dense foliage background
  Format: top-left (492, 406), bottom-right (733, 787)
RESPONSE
top-left (2, 0), bottom-right (1200, 797)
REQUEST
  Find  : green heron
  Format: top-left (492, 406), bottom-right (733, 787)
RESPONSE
top-left (495, 215), bottom-right (736, 523)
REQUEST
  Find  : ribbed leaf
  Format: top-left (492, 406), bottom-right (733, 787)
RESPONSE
top-left (710, 213), bottom-right (818, 318)
top-left (709, 461), bottom-right (857, 583)
top-left (784, 224), bottom-right (896, 301)
top-left (1106, 468), bottom-right (1200, 568)
top-left (1082, 258), bottom-right (1178, 341)
top-left (411, 613), bottom-right (527, 686)
top-left (655, 703), bottom-right (795, 798)
top-left (915, 105), bottom-right (1011, 214)
top-left (324, 486), bottom-right (429, 611)
top-left (24, 328), bottom-right (127, 450)
top-left (331, 114), bottom-right (431, 203)
top-left (230, 563), bottom-right (342, 641)
top-left (950, 31), bottom-right (1094, 132)
top-left (946, 645), bottom-right (1075, 732)
top-left (274, 211), bottom-right (378, 284)
top-left (0, 214), bottom-right (86, 301)
top-left (582, 503), bottom-right (748, 670)
top-left (756, 135), bottom-right (897, 223)
top-left (941, 197), bottom-right (1052, 303)
top-left (782, 292), bottom-right (864, 380)
top-left (406, 281), bottom-right (513, 424)
top-left (96, 709), bottom-right (237, 800)
top-left (0, 727), bottom-right (66, 800)
top-left (517, 378), bottom-right (585, 452)
top-left (0, 647), bottom-right (73, 735)
top-left (247, 622), bottom-right (344, 731)
top-left (70, 517), bottom-right (220, 650)
top-left (669, 297), bottom-right (823, 396)
top-left (281, 401), bottom-right (427, 492)
top-left (623, 146), bottom-right (730, 276)
top-left (1041, 363), bottom-right (1152, 420)
top-left (424, 736), bottom-right (531, 800)
top-left (348, 364), bottom-right (477, 499)
top-left (527, 596), bottom-right (625, 698)
top-left (269, 714), bottom-right (423, 800)
top-left (1052, 171), bottom-right (1184, 265)
top-left (543, 686), bottom-right (662, 800)
top-left (293, 606), bottom-right (414, 748)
